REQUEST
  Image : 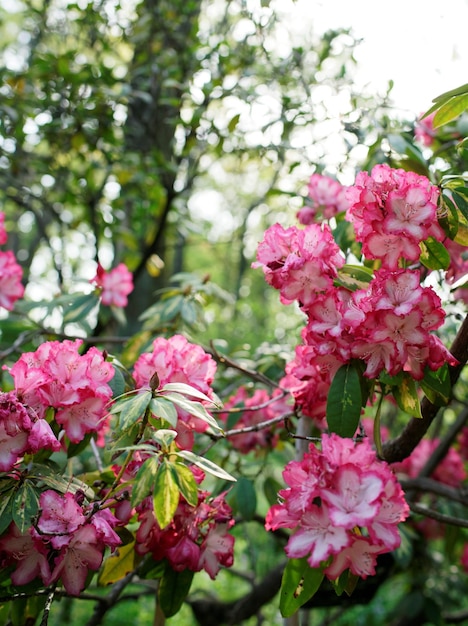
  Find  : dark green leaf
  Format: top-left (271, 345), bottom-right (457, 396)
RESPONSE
top-left (280, 557), bottom-right (324, 617)
top-left (326, 363), bottom-right (362, 437)
top-left (150, 397), bottom-right (178, 428)
top-left (420, 364), bottom-right (452, 406)
top-left (12, 482), bottom-right (40, 534)
top-left (226, 476), bottom-right (256, 520)
top-left (116, 391), bottom-right (152, 431)
top-left (159, 564), bottom-right (194, 618)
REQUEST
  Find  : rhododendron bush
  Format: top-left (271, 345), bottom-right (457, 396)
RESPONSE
top-left (1, 83), bottom-right (468, 626)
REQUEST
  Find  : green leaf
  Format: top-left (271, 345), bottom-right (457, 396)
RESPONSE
top-left (420, 364), bottom-right (452, 406)
top-left (326, 363), bottom-right (362, 437)
top-left (161, 392), bottom-right (222, 432)
top-left (175, 449), bottom-right (236, 482)
top-left (115, 391), bottom-right (152, 430)
top-left (12, 482), bottom-right (40, 534)
top-left (335, 264), bottom-right (373, 291)
top-left (280, 558), bottom-right (324, 617)
top-left (158, 564), bottom-right (194, 618)
top-left (131, 456), bottom-right (160, 508)
top-left (170, 462), bottom-right (199, 507)
top-left (433, 94), bottom-right (468, 128)
top-left (419, 238), bottom-right (450, 271)
top-left (392, 373), bottom-right (422, 418)
top-left (226, 476), bottom-right (257, 520)
top-left (98, 541), bottom-right (137, 586)
top-left (108, 365), bottom-right (127, 399)
top-left (153, 461), bottom-right (180, 529)
top-left (150, 397), bottom-right (178, 428)
top-left (0, 488), bottom-right (14, 535)
top-left (263, 476), bottom-right (283, 507)
top-left (62, 293), bottom-right (100, 323)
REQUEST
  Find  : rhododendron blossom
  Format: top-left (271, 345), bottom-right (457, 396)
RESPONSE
top-left (0, 212), bottom-right (7, 245)
top-left (253, 222), bottom-right (345, 307)
top-left (0, 250), bottom-right (24, 310)
top-left (0, 391), bottom-right (60, 471)
top-left (219, 386), bottom-right (280, 453)
top-left (297, 173), bottom-right (349, 223)
top-left (7, 340), bottom-right (114, 444)
top-left (0, 489), bottom-right (121, 596)
top-left (92, 262), bottom-right (134, 307)
top-left (133, 334), bottom-right (217, 447)
top-left (266, 434), bottom-right (409, 580)
top-left (346, 164), bottom-right (443, 269)
top-left (135, 468), bottom-right (235, 579)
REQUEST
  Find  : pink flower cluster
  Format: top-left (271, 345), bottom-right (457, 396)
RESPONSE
top-left (0, 211), bottom-right (24, 310)
top-left (297, 173), bottom-right (349, 224)
top-left (92, 262), bottom-right (134, 308)
top-left (0, 490), bottom-right (121, 596)
top-left (219, 387), bottom-right (280, 454)
top-left (0, 391), bottom-right (61, 471)
top-left (346, 164), bottom-right (443, 269)
top-left (266, 434), bottom-right (409, 580)
top-left (133, 334), bottom-right (217, 448)
top-left (253, 222), bottom-right (344, 307)
top-left (7, 339), bottom-right (114, 444)
top-left (414, 112), bottom-right (436, 147)
top-left (135, 468), bottom-right (235, 580)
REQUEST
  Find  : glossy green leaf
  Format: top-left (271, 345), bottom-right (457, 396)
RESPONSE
top-left (159, 565), bottom-right (194, 618)
top-left (62, 292), bottom-right (100, 323)
top-left (280, 557), bottom-right (324, 617)
top-left (335, 264), bottom-right (373, 291)
top-left (0, 489), bottom-right (14, 535)
top-left (153, 461), bottom-right (180, 529)
top-left (420, 364), bottom-right (452, 406)
top-left (326, 363), bottom-right (362, 437)
top-left (419, 238), bottom-right (450, 270)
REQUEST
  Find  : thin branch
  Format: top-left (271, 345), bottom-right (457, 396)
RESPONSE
top-left (407, 501), bottom-right (468, 528)
top-left (400, 477), bottom-right (468, 506)
top-left (210, 343), bottom-right (285, 390)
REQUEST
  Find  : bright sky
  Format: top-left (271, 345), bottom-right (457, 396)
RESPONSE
top-left (283, 0), bottom-right (468, 116)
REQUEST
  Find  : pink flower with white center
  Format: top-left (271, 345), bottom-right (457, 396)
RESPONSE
top-left (266, 435), bottom-right (408, 582)
top-left (92, 262), bottom-right (134, 308)
top-left (346, 163), bottom-right (442, 269)
top-left (324, 537), bottom-right (385, 580)
top-left (321, 464), bottom-right (383, 528)
top-left (372, 310), bottom-right (426, 359)
top-left (47, 525), bottom-right (104, 596)
top-left (197, 523), bottom-right (235, 579)
top-left (55, 394), bottom-right (108, 443)
top-left (0, 250), bottom-right (24, 310)
top-left (0, 523), bottom-right (51, 586)
top-left (285, 505), bottom-right (350, 567)
top-left (133, 334), bottom-right (217, 447)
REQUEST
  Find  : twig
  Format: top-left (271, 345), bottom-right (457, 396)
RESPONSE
top-left (407, 501), bottom-right (468, 528)
top-left (400, 477), bottom-right (468, 506)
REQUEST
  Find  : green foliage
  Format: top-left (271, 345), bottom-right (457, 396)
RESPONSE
top-left (326, 363), bottom-right (362, 437)
top-left (279, 557), bottom-right (324, 617)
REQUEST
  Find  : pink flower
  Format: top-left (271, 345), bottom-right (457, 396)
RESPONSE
top-left (266, 435), bottom-right (409, 581)
top-left (0, 524), bottom-right (51, 586)
top-left (92, 262), bottom-right (134, 307)
top-left (0, 213), bottom-right (7, 245)
top-left (0, 250), bottom-right (24, 310)
top-left (415, 112), bottom-right (436, 147)
top-left (298, 173), bottom-right (349, 223)
top-left (220, 387), bottom-right (280, 453)
top-left (48, 525), bottom-right (104, 596)
top-left (37, 491), bottom-right (86, 547)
